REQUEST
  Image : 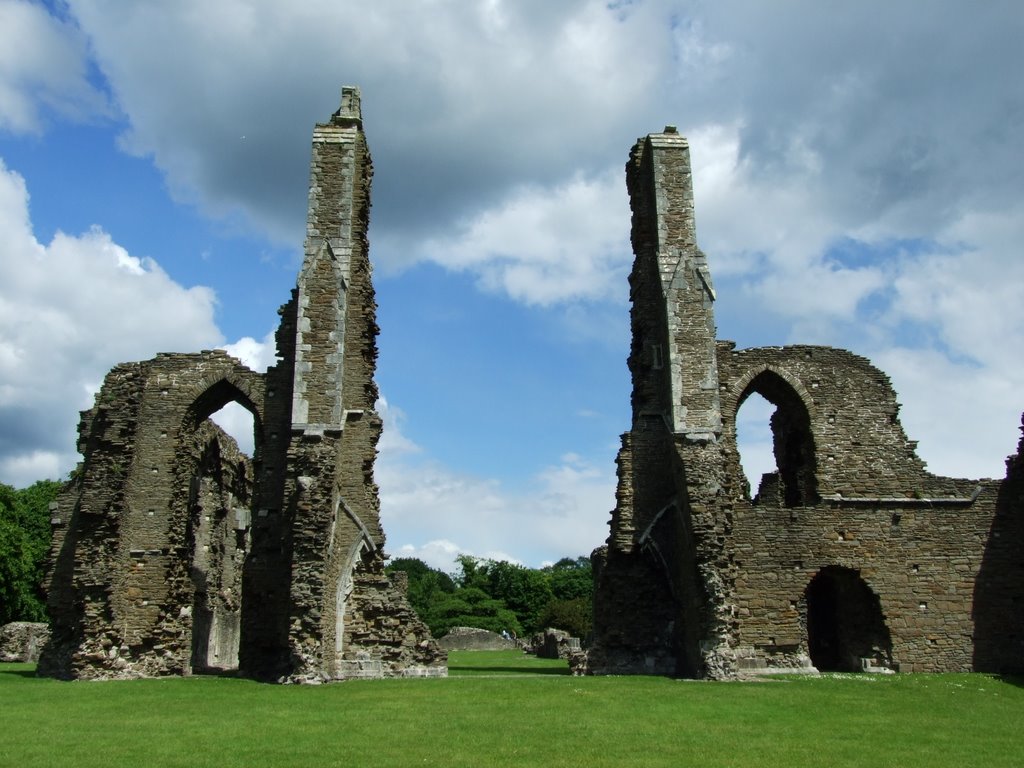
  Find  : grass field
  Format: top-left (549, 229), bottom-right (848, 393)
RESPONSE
top-left (2, 651), bottom-right (1022, 767)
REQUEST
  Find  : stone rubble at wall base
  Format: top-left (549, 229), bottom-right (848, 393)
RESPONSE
top-left (0, 622), bottom-right (51, 663)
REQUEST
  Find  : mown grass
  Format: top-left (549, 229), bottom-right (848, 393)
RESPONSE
top-left (1, 654), bottom-right (1022, 767)
top-left (448, 648), bottom-right (569, 675)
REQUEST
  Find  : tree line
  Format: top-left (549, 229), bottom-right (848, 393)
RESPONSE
top-left (0, 480), bottom-right (60, 625)
top-left (386, 554), bottom-right (593, 640)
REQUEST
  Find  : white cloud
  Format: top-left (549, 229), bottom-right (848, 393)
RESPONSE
top-left (0, 449), bottom-right (61, 489)
top-left (393, 540), bottom-right (523, 575)
top-left (376, 398), bottom-right (613, 571)
top-left (875, 348), bottom-right (1020, 480)
top-left (2, 0), bottom-right (1020, 526)
top-left (0, 0), bottom-right (109, 133)
top-left (376, 397), bottom-right (422, 459)
top-left (223, 329), bottom-right (278, 373)
top-left (63, 0), bottom-right (669, 248)
top-left (735, 393), bottom-right (776, 492)
top-left (0, 159), bottom-right (223, 487)
top-left (421, 169), bottom-right (630, 305)
top-left (208, 402), bottom-right (256, 457)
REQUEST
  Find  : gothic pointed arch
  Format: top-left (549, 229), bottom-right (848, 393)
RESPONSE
top-left (731, 365), bottom-right (818, 507)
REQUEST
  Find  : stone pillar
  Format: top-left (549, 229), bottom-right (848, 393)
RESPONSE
top-left (625, 127), bottom-right (721, 438)
top-left (589, 128), bottom-right (733, 678)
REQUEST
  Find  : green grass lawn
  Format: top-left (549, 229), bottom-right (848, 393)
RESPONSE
top-left (2, 653), bottom-right (1022, 767)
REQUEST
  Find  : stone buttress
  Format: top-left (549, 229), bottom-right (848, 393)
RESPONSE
top-left (273, 87), bottom-right (443, 680)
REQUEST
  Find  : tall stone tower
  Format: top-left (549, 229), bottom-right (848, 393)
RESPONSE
top-left (280, 87), bottom-right (386, 679)
top-left (587, 128), bottom-right (733, 677)
top-left (267, 86), bottom-right (442, 680)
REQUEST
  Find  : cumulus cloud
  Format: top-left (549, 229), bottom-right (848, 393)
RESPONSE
top-left (0, 0), bottom-right (110, 133)
top-left (62, 0), bottom-right (669, 251)
top-left (421, 169), bottom-right (630, 305)
top-left (874, 347), bottom-right (1020, 480)
top-left (0, 159), bottom-right (223, 486)
top-left (223, 329), bottom-right (278, 373)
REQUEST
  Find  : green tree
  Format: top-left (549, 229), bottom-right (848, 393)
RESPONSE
top-left (386, 556), bottom-right (457, 635)
top-left (0, 479), bottom-right (60, 624)
top-left (427, 587), bottom-right (522, 638)
top-left (538, 597), bottom-right (592, 639)
top-left (545, 556), bottom-right (593, 602)
top-left (457, 556), bottom-right (553, 635)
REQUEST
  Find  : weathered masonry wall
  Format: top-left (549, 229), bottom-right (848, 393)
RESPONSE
top-left (41, 351), bottom-right (263, 679)
top-left (717, 345), bottom-right (1021, 673)
top-left (40, 87), bottom-right (445, 682)
top-left (587, 127), bottom-right (1024, 678)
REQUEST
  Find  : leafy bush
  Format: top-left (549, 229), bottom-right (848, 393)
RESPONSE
top-left (426, 587), bottom-right (522, 637)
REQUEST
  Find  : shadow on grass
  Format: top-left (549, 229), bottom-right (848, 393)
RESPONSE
top-left (450, 665), bottom-right (570, 676)
top-left (0, 667), bottom-right (39, 679)
top-left (996, 674), bottom-right (1024, 689)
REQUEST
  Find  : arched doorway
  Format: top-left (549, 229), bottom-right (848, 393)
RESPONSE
top-left (805, 566), bottom-right (892, 672)
top-left (179, 378), bottom-right (263, 674)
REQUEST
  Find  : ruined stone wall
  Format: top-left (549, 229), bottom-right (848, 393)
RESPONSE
top-left (41, 352), bottom-right (263, 678)
top-left (339, 552), bottom-right (447, 677)
top-left (590, 129), bottom-right (733, 677)
top-left (0, 622), bottom-right (50, 663)
top-left (40, 363), bottom-right (142, 676)
top-left (283, 89), bottom-right (442, 681)
top-left (973, 419), bottom-right (1024, 672)
top-left (239, 296), bottom-right (296, 679)
top-left (588, 125), bottom-right (1024, 678)
top-left (181, 422), bottom-right (252, 672)
top-left (716, 343), bottom-right (1021, 673)
top-left (41, 89), bottom-right (444, 683)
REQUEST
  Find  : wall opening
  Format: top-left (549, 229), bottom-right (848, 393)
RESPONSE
top-left (736, 392), bottom-right (776, 499)
top-left (187, 435), bottom-right (244, 672)
top-left (181, 380), bottom-right (260, 675)
top-left (805, 566), bottom-right (892, 672)
top-left (210, 401), bottom-right (256, 457)
top-left (736, 370), bottom-right (818, 507)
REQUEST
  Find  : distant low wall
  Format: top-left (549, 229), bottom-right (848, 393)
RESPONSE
top-left (438, 627), bottom-right (517, 651)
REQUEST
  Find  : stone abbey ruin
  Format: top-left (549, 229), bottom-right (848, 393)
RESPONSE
top-left (40, 89), bottom-right (444, 681)
top-left (39, 89), bottom-right (1022, 681)
top-left (584, 127), bottom-right (1023, 677)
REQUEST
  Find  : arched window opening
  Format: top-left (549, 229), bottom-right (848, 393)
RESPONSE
top-left (186, 377), bottom-right (263, 463)
top-left (736, 392), bottom-right (776, 501)
top-left (210, 401), bottom-right (256, 458)
top-left (805, 566), bottom-right (892, 672)
top-left (735, 370), bottom-right (818, 507)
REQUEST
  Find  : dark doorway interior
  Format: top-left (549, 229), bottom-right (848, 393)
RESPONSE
top-left (806, 566), bottom-right (892, 672)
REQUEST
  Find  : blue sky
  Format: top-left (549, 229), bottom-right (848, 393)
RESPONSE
top-left (1, 0), bottom-right (1022, 570)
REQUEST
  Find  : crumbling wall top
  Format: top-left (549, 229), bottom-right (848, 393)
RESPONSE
top-left (330, 85), bottom-right (362, 129)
